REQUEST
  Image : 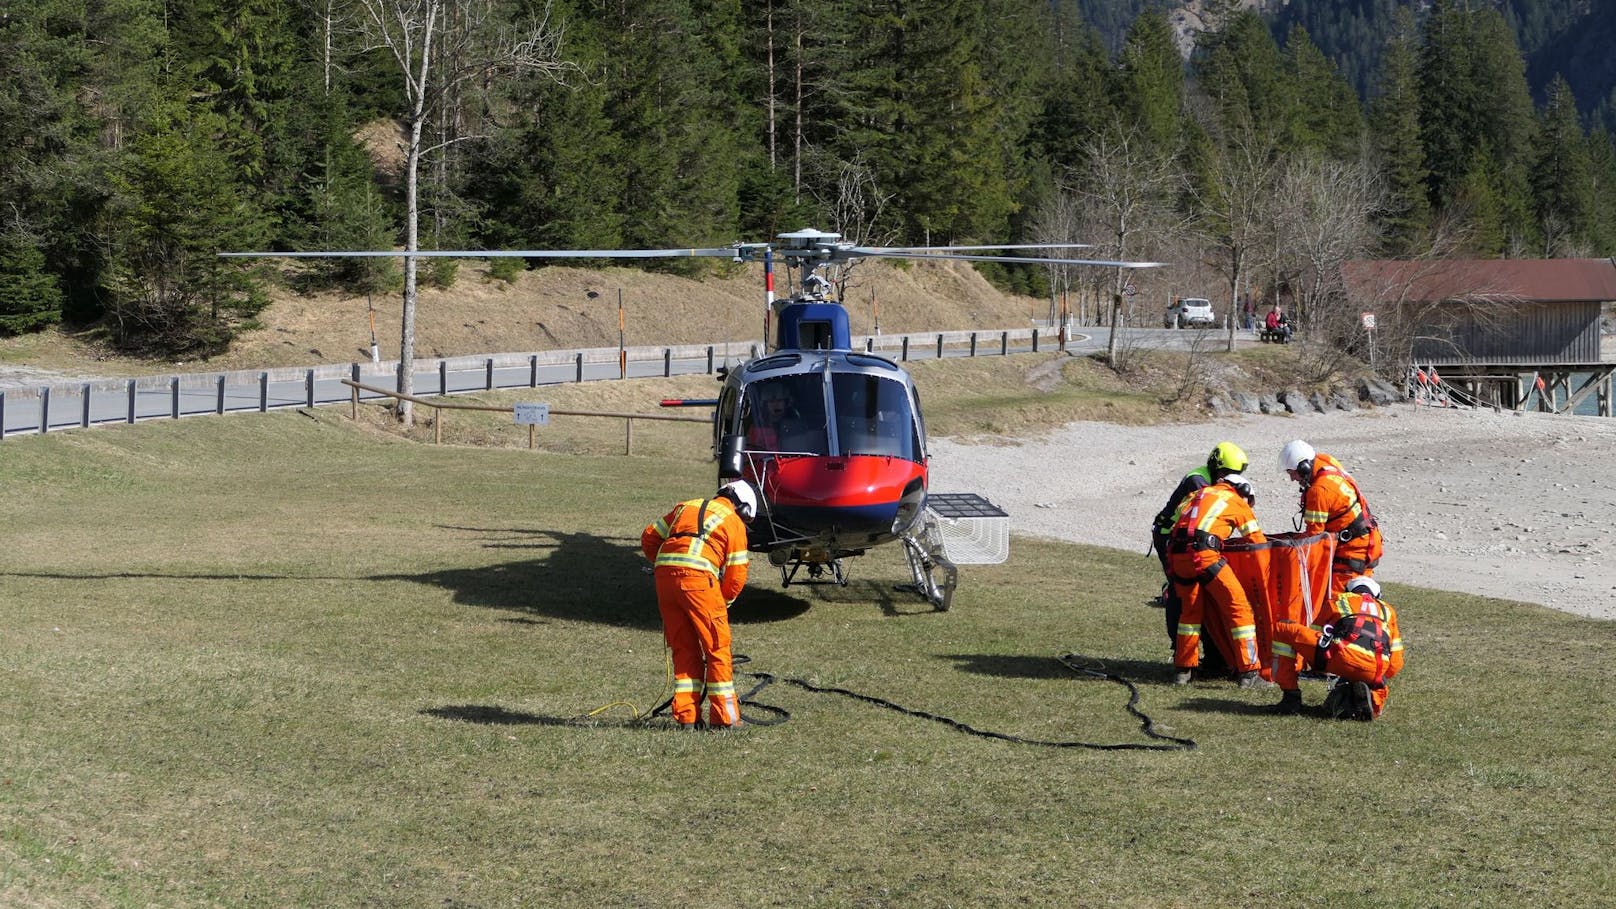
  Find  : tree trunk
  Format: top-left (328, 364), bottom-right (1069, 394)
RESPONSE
top-left (400, 112), bottom-right (424, 426)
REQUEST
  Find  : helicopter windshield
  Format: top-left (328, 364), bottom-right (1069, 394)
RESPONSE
top-left (830, 373), bottom-right (919, 460)
top-left (741, 374), bottom-right (829, 455)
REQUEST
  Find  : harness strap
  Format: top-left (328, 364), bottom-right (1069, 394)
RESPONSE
top-left (1167, 529), bottom-right (1223, 554)
top-left (664, 499), bottom-right (711, 541)
top-left (1171, 557), bottom-right (1227, 586)
top-left (1335, 554), bottom-right (1381, 572)
top-left (655, 498), bottom-right (733, 576)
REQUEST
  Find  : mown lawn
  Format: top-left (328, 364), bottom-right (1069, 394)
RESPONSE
top-left (1, 399), bottom-right (1612, 908)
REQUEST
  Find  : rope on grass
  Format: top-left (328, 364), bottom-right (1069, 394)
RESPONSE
top-left (706, 654), bottom-right (1197, 752)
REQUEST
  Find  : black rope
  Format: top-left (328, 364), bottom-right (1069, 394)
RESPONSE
top-left (727, 654), bottom-right (1195, 752)
top-left (1054, 653), bottom-right (1197, 751)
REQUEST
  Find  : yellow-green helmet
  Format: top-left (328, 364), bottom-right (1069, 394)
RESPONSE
top-left (1206, 441), bottom-right (1250, 479)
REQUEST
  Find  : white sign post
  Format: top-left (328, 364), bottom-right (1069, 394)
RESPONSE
top-left (1361, 312), bottom-right (1377, 370)
top-left (514, 402), bottom-right (550, 449)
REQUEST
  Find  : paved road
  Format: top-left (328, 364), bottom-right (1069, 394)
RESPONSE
top-left (0, 324), bottom-right (1248, 436)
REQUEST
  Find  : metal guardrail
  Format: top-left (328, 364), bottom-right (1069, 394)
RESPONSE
top-left (339, 378), bottom-right (708, 452)
top-left (0, 327), bottom-right (1050, 440)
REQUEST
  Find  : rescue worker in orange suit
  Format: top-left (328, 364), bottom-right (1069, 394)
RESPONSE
top-left (1279, 439), bottom-right (1384, 600)
top-left (1149, 456), bottom-right (1227, 678)
top-left (1166, 442), bottom-right (1271, 688)
top-left (641, 480), bottom-right (756, 729)
top-left (1270, 576), bottom-right (1405, 718)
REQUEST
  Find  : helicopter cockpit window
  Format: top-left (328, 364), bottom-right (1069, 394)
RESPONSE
top-left (830, 373), bottom-right (919, 461)
top-left (741, 375), bottom-right (828, 455)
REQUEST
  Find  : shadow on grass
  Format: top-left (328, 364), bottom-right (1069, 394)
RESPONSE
top-left (404, 525), bottom-right (812, 628)
top-left (423, 704), bottom-right (686, 732)
top-left (1174, 695), bottom-right (1284, 717)
top-left (943, 653), bottom-right (1177, 683)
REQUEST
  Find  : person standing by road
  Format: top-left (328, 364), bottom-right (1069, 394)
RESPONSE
top-left (642, 480), bottom-right (757, 729)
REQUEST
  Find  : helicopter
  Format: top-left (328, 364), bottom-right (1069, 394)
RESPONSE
top-left (224, 228), bottom-right (1161, 609)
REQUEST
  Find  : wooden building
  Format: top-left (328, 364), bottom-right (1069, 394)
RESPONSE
top-left (1342, 259), bottom-right (1616, 415)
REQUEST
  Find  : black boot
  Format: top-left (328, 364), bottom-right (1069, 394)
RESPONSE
top-left (1271, 689), bottom-right (1303, 715)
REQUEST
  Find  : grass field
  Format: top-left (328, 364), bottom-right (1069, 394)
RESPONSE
top-left (3, 371), bottom-right (1615, 908)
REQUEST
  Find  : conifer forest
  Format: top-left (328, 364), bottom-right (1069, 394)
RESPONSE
top-left (4, 0), bottom-right (1616, 355)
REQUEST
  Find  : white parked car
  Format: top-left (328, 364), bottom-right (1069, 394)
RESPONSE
top-left (1165, 297), bottom-right (1215, 329)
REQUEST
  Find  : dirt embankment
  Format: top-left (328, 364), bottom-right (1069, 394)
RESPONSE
top-left (4, 259), bottom-right (1051, 381)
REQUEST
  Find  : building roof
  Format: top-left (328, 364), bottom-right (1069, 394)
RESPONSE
top-left (1342, 258), bottom-right (1616, 305)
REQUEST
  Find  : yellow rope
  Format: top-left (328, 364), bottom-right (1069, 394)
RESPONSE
top-left (582, 647), bottom-right (674, 723)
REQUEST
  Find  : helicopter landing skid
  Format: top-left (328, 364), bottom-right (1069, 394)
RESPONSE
top-left (898, 517), bottom-right (957, 611)
top-left (778, 557), bottom-right (849, 588)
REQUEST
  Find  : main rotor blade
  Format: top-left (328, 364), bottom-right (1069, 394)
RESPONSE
top-left (866, 251), bottom-right (1164, 268)
top-left (219, 247), bottom-right (738, 259)
top-left (852, 243), bottom-right (1092, 254)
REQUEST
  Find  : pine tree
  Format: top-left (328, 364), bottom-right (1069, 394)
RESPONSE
top-left (1115, 11), bottom-right (1183, 157)
top-left (838, 0), bottom-right (1013, 243)
top-left (1369, 7), bottom-right (1429, 255)
top-left (1470, 8), bottom-right (1538, 250)
top-left (600, 0), bottom-right (746, 254)
top-left (1417, 0), bottom-right (1481, 210)
top-left (106, 101), bottom-right (271, 355)
top-left (1030, 8), bottom-right (1114, 173)
top-left (1586, 127), bottom-right (1616, 255)
top-left (1195, 9), bottom-right (1290, 140)
top-left (1531, 75), bottom-right (1597, 256)
top-left (1282, 23), bottom-right (1362, 157)
top-left (0, 235), bottom-right (66, 335)
top-left (1455, 152), bottom-right (1506, 257)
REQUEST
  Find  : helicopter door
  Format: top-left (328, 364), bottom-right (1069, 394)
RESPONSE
top-left (830, 373), bottom-right (920, 461)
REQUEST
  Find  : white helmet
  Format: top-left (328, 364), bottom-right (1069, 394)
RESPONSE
top-left (1345, 576), bottom-right (1381, 598)
top-left (718, 480), bottom-right (758, 522)
top-left (1279, 439), bottom-right (1316, 474)
top-left (1221, 471), bottom-right (1255, 504)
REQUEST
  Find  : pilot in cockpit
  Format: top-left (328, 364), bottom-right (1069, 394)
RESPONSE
top-left (746, 384), bottom-right (795, 451)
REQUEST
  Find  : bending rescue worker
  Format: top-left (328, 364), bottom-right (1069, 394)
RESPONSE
top-left (642, 480), bottom-right (757, 729)
top-left (1166, 442), bottom-right (1270, 688)
top-left (1279, 439), bottom-right (1384, 599)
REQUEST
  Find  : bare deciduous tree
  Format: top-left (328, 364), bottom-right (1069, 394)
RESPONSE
top-left (354, 0), bottom-right (571, 424)
top-left (1270, 153), bottom-right (1383, 382)
top-left (1026, 187), bottom-right (1086, 325)
top-left (1339, 215), bottom-right (1511, 383)
top-left (1194, 127), bottom-right (1280, 354)
top-left (1071, 125), bottom-right (1183, 367)
top-left (804, 152), bottom-right (896, 306)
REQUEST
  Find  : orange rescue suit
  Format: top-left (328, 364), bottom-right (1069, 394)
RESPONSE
top-left (642, 497), bottom-right (750, 727)
top-left (1273, 589), bottom-right (1405, 717)
top-left (1167, 482), bottom-right (1267, 675)
top-left (1302, 453), bottom-right (1383, 596)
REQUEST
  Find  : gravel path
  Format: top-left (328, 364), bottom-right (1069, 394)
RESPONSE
top-left (929, 405), bottom-right (1616, 620)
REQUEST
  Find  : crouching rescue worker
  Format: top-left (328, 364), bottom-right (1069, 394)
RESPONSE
top-left (1166, 442), bottom-right (1270, 689)
top-left (1279, 439), bottom-right (1384, 599)
top-left (1270, 576), bottom-right (1405, 719)
top-left (641, 480), bottom-right (757, 729)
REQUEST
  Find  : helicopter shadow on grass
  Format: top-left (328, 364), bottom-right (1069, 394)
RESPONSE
top-left (399, 525), bottom-right (810, 629)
